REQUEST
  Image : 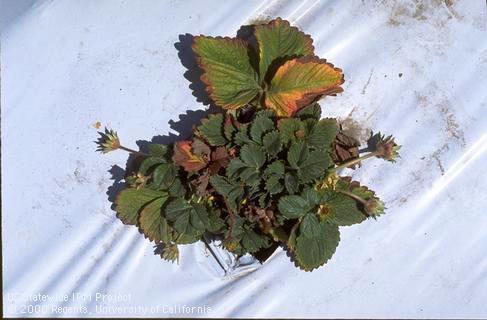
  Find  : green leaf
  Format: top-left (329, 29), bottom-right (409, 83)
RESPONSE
top-left (300, 213), bottom-right (321, 238)
top-left (265, 57), bottom-right (344, 117)
top-left (207, 210), bottom-right (225, 233)
top-left (306, 118), bottom-right (338, 150)
top-left (319, 191), bottom-right (366, 226)
top-left (139, 157), bottom-right (167, 175)
top-left (234, 123), bottom-right (252, 146)
top-left (265, 175), bottom-right (283, 195)
top-left (148, 144), bottom-right (168, 157)
top-left (189, 203), bottom-right (209, 231)
top-left (240, 144), bottom-right (266, 168)
top-left (288, 141), bottom-right (308, 168)
top-left (262, 130), bottom-right (282, 156)
top-left (254, 18), bottom-right (314, 80)
top-left (295, 103), bottom-right (322, 120)
top-left (209, 175), bottom-right (244, 211)
top-left (240, 228), bottom-right (270, 253)
top-left (295, 221), bottom-right (340, 271)
top-left (226, 158), bottom-right (248, 178)
top-left (197, 113), bottom-right (227, 146)
top-left (284, 172), bottom-right (300, 194)
top-left (165, 199), bottom-right (208, 235)
top-left (239, 167), bottom-right (261, 186)
top-left (192, 36), bottom-right (260, 109)
top-left (152, 163), bottom-right (177, 189)
top-left (278, 118), bottom-right (304, 145)
top-left (139, 195), bottom-right (171, 243)
top-left (278, 195), bottom-right (312, 219)
top-left (250, 115), bottom-right (274, 143)
top-left (264, 160), bottom-right (285, 177)
top-left (168, 178), bottom-right (186, 197)
top-left (298, 150), bottom-right (329, 183)
top-left (115, 188), bottom-right (166, 225)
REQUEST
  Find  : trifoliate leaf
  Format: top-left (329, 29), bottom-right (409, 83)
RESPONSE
top-left (264, 160), bottom-right (285, 177)
top-left (172, 140), bottom-right (208, 172)
top-left (288, 141), bottom-right (309, 168)
top-left (165, 199), bottom-right (208, 235)
top-left (115, 188), bottom-right (166, 225)
top-left (152, 163), bottom-right (177, 189)
top-left (265, 57), bottom-right (344, 117)
top-left (197, 113), bottom-right (227, 146)
top-left (250, 115), bottom-right (274, 143)
top-left (254, 18), bottom-right (314, 80)
top-left (262, 130), bottom-right (282, 156)
top-left (295, 221), bottom-right (340, 271)
top-left (265, 175), bottom-right (283, 195)
top-left (295, 103), bottom-right (322, 120)
top-left (240, 144), bottom-right (266, 168)
top-left (192, 36), bottom-right (260, 109)
top-left (306, 118), bottom-right (338, 150)
top-left (240, 228), bottom-right (270, 253)
top-left (318, 191), bottom-right (365, 226)
top-left (298, 149), bottom-right (329, 183)
top-left (278, 194), bottom-right (312, 219)
top-left (209, 175), bottom-right (244, 211)
top-left (284, 172), bottom-right (300, 194)
top-left (139, 195), bottom-right (171, 243)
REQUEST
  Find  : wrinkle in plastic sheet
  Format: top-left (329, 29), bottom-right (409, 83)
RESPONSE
top-left (2, 0), bottom-right (487, 318)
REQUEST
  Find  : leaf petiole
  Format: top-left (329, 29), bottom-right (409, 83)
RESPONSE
top-left (332, 151), bottom-right (380, 171)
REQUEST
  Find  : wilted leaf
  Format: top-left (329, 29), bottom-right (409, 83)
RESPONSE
top-left (265, 57), bottom-right (344, 117)
top-left (193, 36), bottom-right (260, 109)
top-left (254, 17), bottom-right (314, 80)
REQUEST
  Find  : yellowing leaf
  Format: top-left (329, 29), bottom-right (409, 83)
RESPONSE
top-left (172, 141), bottom-right (208, 172)
top-left (265, 57), bottom-right (344, 117)
top-left (254, 17), bottom-right (314, 80)
top-left (192, 36), bottom-right (260, 109)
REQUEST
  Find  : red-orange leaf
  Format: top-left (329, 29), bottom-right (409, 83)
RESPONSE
top-left (172, 140), bottom-right (208, 172)
top-left (265, 57), bottom-right (344, 117)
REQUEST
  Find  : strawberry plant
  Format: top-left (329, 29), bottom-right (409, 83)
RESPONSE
top-left (96, 18), bottom-right (400, 271)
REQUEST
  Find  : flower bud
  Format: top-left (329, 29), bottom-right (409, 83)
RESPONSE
top-left (96, 128), bottom-right (120, 153)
